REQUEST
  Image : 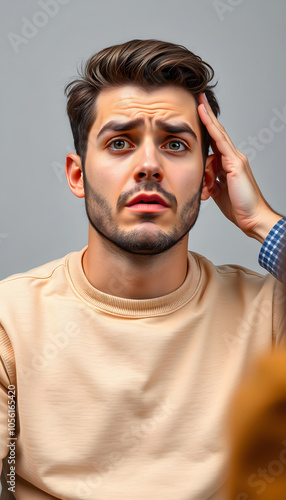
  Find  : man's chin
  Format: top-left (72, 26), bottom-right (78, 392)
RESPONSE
top-left (106, 234), bottom-right (180, 256)
top-left (114, 244), bottom-right (176, 256)
top-left (89, 221), bottom-right (180, 255)
top-left (101, 225), bottom-right (191, 256)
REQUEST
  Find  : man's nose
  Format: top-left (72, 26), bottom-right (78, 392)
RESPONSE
top-left (132, 138), bottom-right (164, 182)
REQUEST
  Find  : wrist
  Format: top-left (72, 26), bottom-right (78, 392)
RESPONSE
top-left (249, 211), bottom-right (283, 244)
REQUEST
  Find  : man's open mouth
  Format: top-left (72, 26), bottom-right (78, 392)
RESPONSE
top-left (136, 200), bottom-right (159, 204)
top-left (126, 193), bottom-right (169, 208)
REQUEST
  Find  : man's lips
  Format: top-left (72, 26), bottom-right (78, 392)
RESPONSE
top-left (125, 193), bottom-right (170, 213)
top-left (126, 193), bottom-right (169, 208)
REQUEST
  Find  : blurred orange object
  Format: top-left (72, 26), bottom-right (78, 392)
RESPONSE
top-left (226, 350), bottom-right (286, 500)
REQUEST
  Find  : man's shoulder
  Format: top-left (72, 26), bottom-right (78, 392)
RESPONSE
top-left (1, 255), bottom-right (67, 287)
top-left (189, 251), bottom-right (286, 322)
top-left (189, 250), bottom-right (276, 289)
top-left (0, 247), bottom-right (83, 294)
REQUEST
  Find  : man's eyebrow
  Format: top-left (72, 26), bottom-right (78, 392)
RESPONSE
top-left (96, 118), bottom-right (197, 141)
top-left (97, 119), bottom-right (145, 140)
top-left (155, 119), bottom-right (198, 141)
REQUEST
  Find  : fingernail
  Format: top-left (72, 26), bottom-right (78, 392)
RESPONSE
top-left (202, 104), bottom-right (208, 114)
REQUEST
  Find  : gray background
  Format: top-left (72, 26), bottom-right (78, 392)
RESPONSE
top-left (1, 0), bottom-right (285, 281)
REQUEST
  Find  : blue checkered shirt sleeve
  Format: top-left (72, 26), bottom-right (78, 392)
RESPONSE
top-left (259, 217), bottom-right (286, 282)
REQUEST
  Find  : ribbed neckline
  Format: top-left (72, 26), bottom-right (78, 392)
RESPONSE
top-left (67, 246), bottom-right (201, 318)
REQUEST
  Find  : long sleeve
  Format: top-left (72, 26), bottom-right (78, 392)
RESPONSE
top-left (0, 325), bottom-right (17, 473)
top-left (259, 217), bottom-right (286, 283)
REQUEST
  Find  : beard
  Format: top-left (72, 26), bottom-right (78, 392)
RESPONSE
top-left (83, 176), bottom-right (203, 256)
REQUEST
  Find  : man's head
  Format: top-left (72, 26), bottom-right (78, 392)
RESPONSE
top-left (65, 39), bottom-right (220, 171)
top-left (64, 40), bottom-right (220, 256)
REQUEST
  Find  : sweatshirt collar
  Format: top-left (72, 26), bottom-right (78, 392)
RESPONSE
top-left (67, 246), bottom-right (201, 318)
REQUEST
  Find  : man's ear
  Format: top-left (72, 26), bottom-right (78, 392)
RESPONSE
top-left (65, 153), bottom-right (85, 198)
top-left (201, 154), bottom-right (218, 201)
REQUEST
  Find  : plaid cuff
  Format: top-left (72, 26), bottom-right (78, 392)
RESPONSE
top-left (259, 217), bottom-right (286, 281)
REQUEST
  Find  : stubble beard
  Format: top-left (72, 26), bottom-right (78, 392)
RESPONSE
top-left (83, 176), bottom-right (203, 256)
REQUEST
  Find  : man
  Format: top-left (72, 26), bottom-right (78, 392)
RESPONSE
top-left (0, 39), bottom-right (285, 499)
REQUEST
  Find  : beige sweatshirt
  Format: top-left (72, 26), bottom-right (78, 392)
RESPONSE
top-left (0, 246), bottom-right (285, 500)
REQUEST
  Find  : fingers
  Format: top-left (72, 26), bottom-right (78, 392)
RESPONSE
top-left (198, 93), bottom-right (229, 137)
top-left (198, 94), bottom-right (248, 175)
top-left (198, 93), bottom-right (237, 152)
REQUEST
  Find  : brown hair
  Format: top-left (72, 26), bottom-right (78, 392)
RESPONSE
top-left (65, 39), bottom-right (220, 170)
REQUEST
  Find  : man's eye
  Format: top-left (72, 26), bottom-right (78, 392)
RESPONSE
top-left (109, 139), bottom-right (132, 150)
top-left (163, 140), bottom-right (186, 151)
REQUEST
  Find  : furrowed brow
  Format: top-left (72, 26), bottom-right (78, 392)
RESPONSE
top-left (97, 118), bottom-right (145, 140)
top-left (96, 118), bottom-right (198, 142)
top-left (155, 119), bottom-right (198, 141)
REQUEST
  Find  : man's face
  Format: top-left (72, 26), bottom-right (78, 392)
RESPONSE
top-left (83, 84), bottom-right (207, 255)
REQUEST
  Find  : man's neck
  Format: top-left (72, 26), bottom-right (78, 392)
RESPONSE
top-left (82, 229), bottom-right (189, 300)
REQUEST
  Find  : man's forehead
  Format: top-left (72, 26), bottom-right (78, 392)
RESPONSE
top-left (93, 84), bottom-right (199, 129)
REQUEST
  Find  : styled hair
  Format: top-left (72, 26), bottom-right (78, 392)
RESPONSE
top-left (65, 39), bottom-right (220, 169)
